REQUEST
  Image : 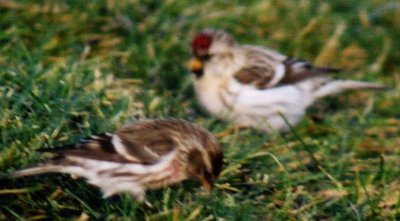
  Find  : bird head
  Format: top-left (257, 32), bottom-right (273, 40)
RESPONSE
top-left (188, 28), bottom-right (236, 77)
top-left (185, 140), bottom-right (223, 191)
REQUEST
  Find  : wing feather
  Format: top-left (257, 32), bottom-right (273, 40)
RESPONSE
top-left (39, 121), bottom-right (179, 165)
top-left (234, 46), bottom-right (340, 88)
top-left (234, 46), bottom-right (287, 89)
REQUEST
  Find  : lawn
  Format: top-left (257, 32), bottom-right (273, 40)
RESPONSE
top-left (0, 0), bottom-right (399, 220)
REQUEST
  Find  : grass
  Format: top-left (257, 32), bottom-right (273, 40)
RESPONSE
top-left (0, 0), bottom-right (399, 220)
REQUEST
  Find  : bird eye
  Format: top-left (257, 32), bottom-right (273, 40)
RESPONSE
top-left (199, 54), bottom-right (212, 61)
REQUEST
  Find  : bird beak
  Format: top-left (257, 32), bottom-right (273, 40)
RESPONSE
top-left (187, 57), bottom-right (203, 73)
top-left (200, 176), bottom-right (213, 192)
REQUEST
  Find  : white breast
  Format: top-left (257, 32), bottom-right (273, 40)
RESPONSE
top-left (193, 75), bottom-right (227, 116)
top-left (192, 51), bottom-right (245, 117)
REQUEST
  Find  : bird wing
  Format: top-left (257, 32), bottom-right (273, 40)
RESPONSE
top-left (234, 46), bottom-right (340, 89)
top-left (233, 46), bottom-right (287, 89)
top-left (112, 121), bottom-right (177, 164)
top-left (40, 121), bottom-right (178, 165)
top-left (282, 58), bottom-right (340, 83)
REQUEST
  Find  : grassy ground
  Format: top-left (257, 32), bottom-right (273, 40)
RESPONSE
top-left (0, 0), bottom-right (399, 220)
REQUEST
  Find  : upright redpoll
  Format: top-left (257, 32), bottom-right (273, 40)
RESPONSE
top-left (10, 119), bottom-right (223, 204)
top-left (188, 28), bottom-right (387, 132)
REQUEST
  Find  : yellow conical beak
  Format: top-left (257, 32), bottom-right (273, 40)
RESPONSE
top-left (187, 57), bottom-right (203, 73)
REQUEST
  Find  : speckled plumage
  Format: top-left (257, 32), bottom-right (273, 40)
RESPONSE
top-left (10, 119), bottom-right (223, 203)
top-left (188, 28), bottom-right (386, 132)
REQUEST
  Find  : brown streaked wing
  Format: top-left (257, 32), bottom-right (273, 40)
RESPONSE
top-left (234, 66), bottom-right (274, 89)
top-left (40, 124), bottom-right (176, 165)
top-left (49, 149), bottom-right (133, 164)
top-left (42, 119), bottom-right (215, 166)
top-left (234, 46), bottom-right (285, 89)
top-left (114, 121), bottom-right (179, 165)
top-left (114, 119), bottom-right (221, 165)
top-left (39, 134), bottom-right (134, 163)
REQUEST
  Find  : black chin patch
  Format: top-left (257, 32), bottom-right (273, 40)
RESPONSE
top-left (193, 68), bottom-right (204, 78)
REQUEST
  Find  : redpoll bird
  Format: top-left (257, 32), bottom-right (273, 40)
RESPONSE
top-left (188, 28), bottom-right (387, 132)
top-left (10, 119), bottom-right (223, 203)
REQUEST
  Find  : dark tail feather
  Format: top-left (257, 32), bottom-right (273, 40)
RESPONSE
top-left (9, 133), bottom-right (117, 180)
top-left (37, 133), bottom-right (115, 154)
top-left (283, 58), bottom-right (341, 83)
top-left (284, 58), bottom-right (341, 74)
top-left (9, 165), bottom-right (63, 178)
top-left (312, 66), bottom-right (341, 73)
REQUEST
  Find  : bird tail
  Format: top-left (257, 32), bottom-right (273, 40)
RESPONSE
top-left (312, 66), bottom-right (341, 73)
top-left (9, 165), bottom-right (63, 178)
top-left (314, 80), bottom-right (389, 99)
top-left (283, 59), bottom-right (341, 83)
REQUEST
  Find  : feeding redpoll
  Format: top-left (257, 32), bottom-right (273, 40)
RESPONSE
top-left (10, 119), bottom-right (223, 204)
top-left (188, 28), bottom-right (387, 132)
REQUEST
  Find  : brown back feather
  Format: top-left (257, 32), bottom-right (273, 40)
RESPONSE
top-left (234, 47), bottom-right (283, 89)
top-left (40, 119), bottom-right (221, 169)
